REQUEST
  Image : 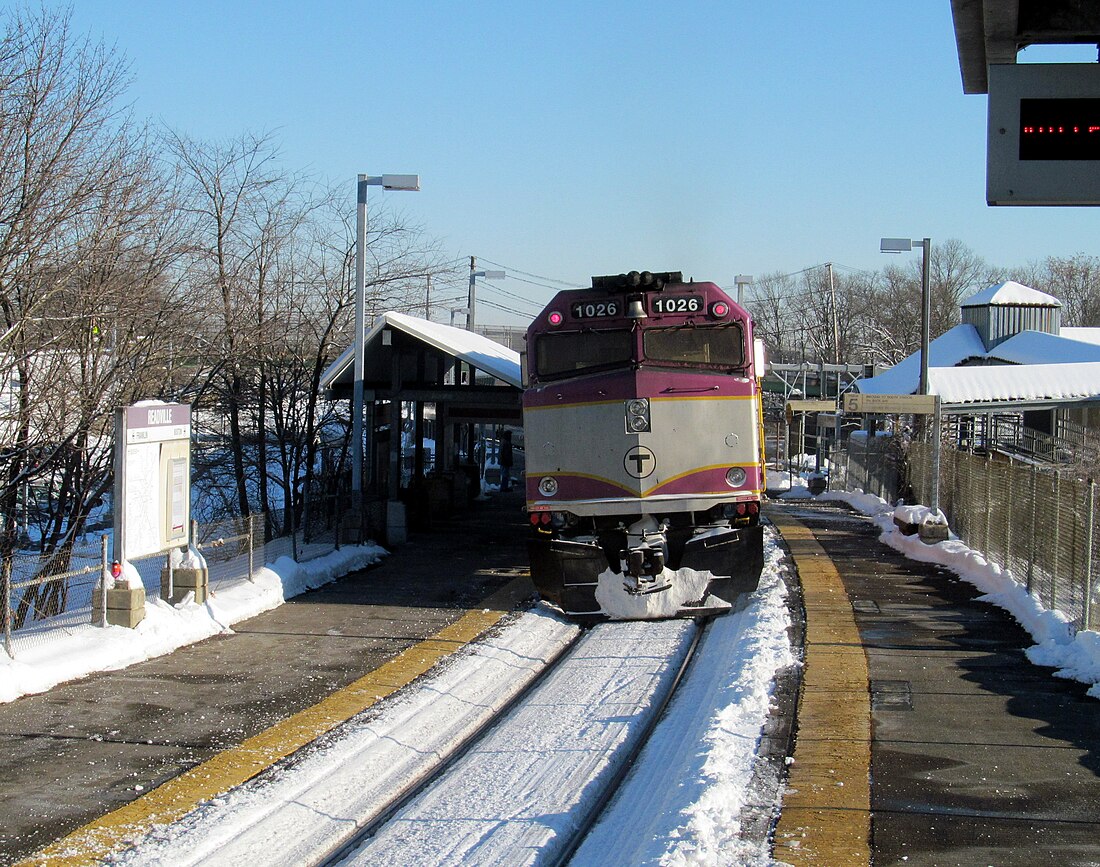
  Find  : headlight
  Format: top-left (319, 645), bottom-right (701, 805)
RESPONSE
top-left (725, 467), bottom-right (748, 488)
top-left (625, 398), bottom-right (650, 433)
top-left (538, 476), bottom-right (558, 496)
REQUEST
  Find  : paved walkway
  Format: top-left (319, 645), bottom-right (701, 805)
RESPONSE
top-left (773, 502), bottom-right (1100, 867)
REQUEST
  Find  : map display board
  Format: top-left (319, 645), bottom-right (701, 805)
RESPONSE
top-left (113, 403), bottom-right (191, 561)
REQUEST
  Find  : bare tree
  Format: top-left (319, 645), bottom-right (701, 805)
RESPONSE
top-left (1025, 253), bottom-right (1100, 326)
top-left (0, 6), bottom-right (190, 621)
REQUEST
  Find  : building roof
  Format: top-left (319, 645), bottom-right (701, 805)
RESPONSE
top-left (858, 320), bottom-right (1100, 410)
top-left (857, 324), bottom-right (988, 396)
top-left (960, 280), bottom-right (1061, 308)
top-left (929, 362), bottom-right (1100, 408)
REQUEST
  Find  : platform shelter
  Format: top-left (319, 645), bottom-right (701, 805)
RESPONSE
top-left (321, 312), bottom-right (522, 541)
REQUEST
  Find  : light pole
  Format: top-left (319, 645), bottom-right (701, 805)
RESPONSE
top-left (880, 237), bottom-right (931, 396)
top-left (466, 256), bottom-right (505, 330)
top-left (352, 174), bottom-right (420, 502)
top-left (881, 236), bottom-right (940, 514)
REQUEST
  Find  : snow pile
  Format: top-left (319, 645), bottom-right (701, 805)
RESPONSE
top-left (0, 542), bottom-right (388, 703)
top-left (820, 489), bottom-right (1100, 699)
top-left (594, 566), bottom-right (726, 618)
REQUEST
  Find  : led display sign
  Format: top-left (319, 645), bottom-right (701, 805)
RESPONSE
top-left (1019, 99), bottom-right (1100, 160)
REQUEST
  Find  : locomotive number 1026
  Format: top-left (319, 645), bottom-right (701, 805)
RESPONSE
top-left (570, 300), bottom-right (620, 319)
top-left (651, 294), bottom-right (702, 314)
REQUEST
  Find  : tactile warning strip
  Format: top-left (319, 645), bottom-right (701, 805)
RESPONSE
top-left (769, 511), bottom-right (872, 866)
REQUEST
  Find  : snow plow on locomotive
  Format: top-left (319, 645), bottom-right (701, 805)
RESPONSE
top-left (522, 270), bottom-right (766, 620)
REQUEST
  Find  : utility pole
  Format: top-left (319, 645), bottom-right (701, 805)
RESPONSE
top-left (827, 262), bottom-right (840, 365)
top-left (425, 274), bottom-right (432, 319)
top-left (468, 256), bottom-right (477, 330)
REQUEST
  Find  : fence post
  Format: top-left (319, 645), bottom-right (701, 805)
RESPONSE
top-left (1005, 460), bottom-right (1014, 568)
top-left (99, 535), bottom-right (109, 627)
top-left (1027, 464), bottom-right (1037, 596)
top-left (1052, 471), bottom-right (1062, 610)
top-left (164, 548), bottom-right (174, 602)
top-left (1085, 479), bottom-right (1095, 631)
top-left (3, 548), bottom-right (12, 657)
top-left (984, 453), bottom-right (993, 553)
top-left (248, 513), bottom-right (255, 581)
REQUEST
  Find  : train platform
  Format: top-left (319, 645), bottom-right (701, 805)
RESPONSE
top-left (770, 501), bottom-right (1100, 867)
top-left (3, 496), bottom-right (1100, 866)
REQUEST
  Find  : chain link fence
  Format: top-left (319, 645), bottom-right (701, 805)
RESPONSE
top-left (823, 433), bottom-right (904, 505)
top-left (2, 493), bottom-right (354, 659)
top-left (821, 433), bottom-right (1098, 634)
top-left (908, 442), bottom-right (1099, 633)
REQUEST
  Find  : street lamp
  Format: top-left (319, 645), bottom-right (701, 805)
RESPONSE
top-left (881, 236), bottom-right (941, 514)
top-left (352, 174), bottom-right (420, 500)
top-left (466, 256), bottom-right (505, 330)
top-left (880, 237), bottom-right (931, 396)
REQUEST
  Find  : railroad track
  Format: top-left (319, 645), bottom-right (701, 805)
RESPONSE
top-left (323, 618), bottom-right (708, 867)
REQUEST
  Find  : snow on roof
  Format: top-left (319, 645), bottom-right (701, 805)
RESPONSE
top-left (1059, 327), bottom-right (1100, 347)
top-left (928, 362), bottom-right (1100, 405)
top-left (384, 312), bottom-right (521, 387)
top-left (857, 324), bottom-right (987, 395)
top-left (960, 280), bottom-right (1061, 308)
top-left (986, 329), bottom-right (1100, 365)
top-left (321, 312), bottom-right (521, 391)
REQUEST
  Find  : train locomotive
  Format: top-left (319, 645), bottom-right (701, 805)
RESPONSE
top-left (522, 270), bottom-right (766, 620)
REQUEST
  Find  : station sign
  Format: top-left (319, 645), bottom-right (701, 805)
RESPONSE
top-left (786, 399), bottom-right (836, 413)
top-left (844, 393), bottom-right (938, 415)
top-left (785, 399), bottom-right (836, 423)
top-left (114, 402), bottom-right (192, 561)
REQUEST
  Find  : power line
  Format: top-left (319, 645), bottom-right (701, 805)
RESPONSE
top-left (478, 298), bottom-right (534, 317)
top-left (478, 282), bottom-right (545, 310)
top-left (476, 258), bottom-right (581, 289)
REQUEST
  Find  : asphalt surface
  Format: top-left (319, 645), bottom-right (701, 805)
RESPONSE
top-left (0, 490), bottom-right (534, 866)
top-left (778, 501), bottom-right (1100, 867)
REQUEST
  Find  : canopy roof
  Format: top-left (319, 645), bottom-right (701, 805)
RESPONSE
top-left (321, 311), bottom-right (521, 392)
top-left (857, 323), bottom-right (1100, 410)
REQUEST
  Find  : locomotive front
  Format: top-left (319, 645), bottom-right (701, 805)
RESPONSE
top-left (523, 270), bottom-right (765, 620)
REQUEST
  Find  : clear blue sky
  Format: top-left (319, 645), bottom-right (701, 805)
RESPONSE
top-left (68, 1), bottom-right (1100, 325)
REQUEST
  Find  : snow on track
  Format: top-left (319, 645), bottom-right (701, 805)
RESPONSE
top-left (337, 620), bottom-right (698, 866)
top-left (571, 530), bottom-right (795, 865)
top-left (114, 611), bottom-right (580, 867)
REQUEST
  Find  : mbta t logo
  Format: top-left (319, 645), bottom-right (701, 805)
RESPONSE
top-left (623, 445), bottom-right (656, 479)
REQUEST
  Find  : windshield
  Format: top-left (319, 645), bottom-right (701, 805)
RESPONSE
top-left (535, 329), bottom-right (633, 379)
top-left (643, 324), bottom-right (744, 368)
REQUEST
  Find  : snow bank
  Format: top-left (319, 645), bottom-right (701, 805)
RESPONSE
top-left (0, 542), bottom-right (388, 703)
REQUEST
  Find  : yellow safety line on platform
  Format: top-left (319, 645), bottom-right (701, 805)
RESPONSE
top-left (769, 511), bottom-right (871, 866)
top-left (18, 577), bottom-right (529, 867)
